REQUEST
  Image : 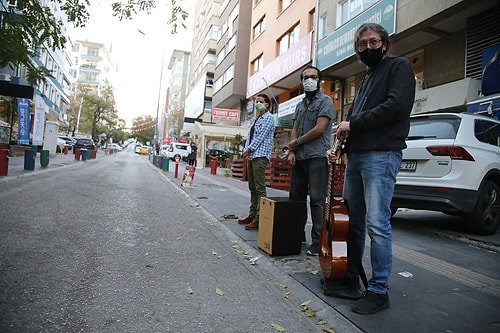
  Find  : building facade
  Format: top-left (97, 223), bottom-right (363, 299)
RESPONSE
top-left (316, 0), bottom-right (500, 121)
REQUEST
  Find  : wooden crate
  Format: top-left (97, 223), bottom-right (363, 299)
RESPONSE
top-left (231, 158), bottom-right (247, 181)
top-left (333, 162), bottom-right (345, 197)
top-left (269, 158), bottom-right (291, 190)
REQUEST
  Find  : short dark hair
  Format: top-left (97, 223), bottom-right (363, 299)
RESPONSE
top-left (300, 65), bottom-right (322, 82)
top-left (354, 23), bottom-right (391, 55)
top-left (257, 93), bottom-right (271, 106)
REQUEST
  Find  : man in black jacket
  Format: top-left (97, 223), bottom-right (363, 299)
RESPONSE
top-left (328, 23), bottom-right (416, 315)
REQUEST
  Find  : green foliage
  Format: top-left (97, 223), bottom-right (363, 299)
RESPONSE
top-left (1, 0), bottom-right (187, 84)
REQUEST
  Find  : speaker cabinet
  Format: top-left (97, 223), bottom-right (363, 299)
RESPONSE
top-left (258, 197), bottom-right (306, 256)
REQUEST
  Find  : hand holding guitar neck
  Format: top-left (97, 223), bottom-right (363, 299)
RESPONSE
top-left (327, 132), bottom-right (347, 163)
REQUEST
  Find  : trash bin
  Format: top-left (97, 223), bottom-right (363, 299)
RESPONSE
top-left (91, 150), bottom-right (96, 159)
top-left (0, 149), bottom-right (9, 176)
top-left (86, 149), bottom-right (91, 160)
top-left (163, 157), bottom-right (169, 171)
top-left (40, 149), bottom-right (49, 167)
top-left (24, 149), bottom-right (36, 170)
top-left (64, 145), bottom-right (69, 154)
top-left (152, 155), bottom-right (157, 165)
top-left (210, 159), bottom-right (217, 175)
top-left (81, 149), bottom-right (87, 161)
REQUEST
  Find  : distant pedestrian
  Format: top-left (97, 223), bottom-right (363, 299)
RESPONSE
top-left (188, 143), bottom-right (197, 166)
top-left (238, 94), bottom-right (275, 230)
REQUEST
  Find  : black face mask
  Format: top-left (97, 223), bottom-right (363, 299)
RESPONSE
top-left (359, 46), bottom-right (384, 67)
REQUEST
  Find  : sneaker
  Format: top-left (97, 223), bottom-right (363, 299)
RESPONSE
top-left (351, 291), bottom-right (390, 314)
top-left (322, 277), bottom-right (364, 299)
top-left (306, 243), bottom-right (318, 256)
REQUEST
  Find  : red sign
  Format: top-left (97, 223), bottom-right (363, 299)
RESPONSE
top-left (212, 108), bottom-right (240, 122)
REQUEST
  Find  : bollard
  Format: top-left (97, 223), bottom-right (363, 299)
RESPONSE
top-left (0, 149), bottom-right (9, 176)
top-left (40, 150), bottom-right (49, 167)
top-left (24, 149), bottom-right (36, 170)
top-left (75, 148), bottom-right (81, 161)
top-left (163, 157), bottom-right (169, 171)
top-left (81, 149), bottom-right (87, 161)
top-left (210, 159), bottom-right (217, 175)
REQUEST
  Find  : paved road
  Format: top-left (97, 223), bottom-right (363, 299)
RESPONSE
top-left (1, 147), bottom-right (499, 332)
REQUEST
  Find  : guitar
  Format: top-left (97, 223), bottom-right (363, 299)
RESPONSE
top-left (319, 134), bottom-right (349, 280)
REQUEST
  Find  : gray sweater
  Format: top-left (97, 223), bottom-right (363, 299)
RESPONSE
top-left (346, 57), bottom-right (416, 153)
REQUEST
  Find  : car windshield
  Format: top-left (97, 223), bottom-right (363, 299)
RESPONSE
top-left (407, 117), bottom-right (460, 140)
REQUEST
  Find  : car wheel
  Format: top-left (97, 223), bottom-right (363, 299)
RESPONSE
top-left (465, 180), bottom-right (499, 235)
top-left (390, 206), bottom-right (398, 217)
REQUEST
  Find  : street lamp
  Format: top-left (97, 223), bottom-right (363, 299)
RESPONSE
top-left (138, 29), bottom-right (165, 154)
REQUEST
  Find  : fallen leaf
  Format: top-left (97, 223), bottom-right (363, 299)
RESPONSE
top-left (321, 328), bottom-right (335, 333)
top-left (271, 323), bottom-right (286, 332)
top-left (284, 292), bottom-right (291, 299)
top-left (216, 288), bottom-right (224, 296)
top-left (304, 307), bottom-right (315, 317)
top-left (212, 251), bottom-right (217, 256)
top-left (187, 286), bottom-right (193, 294)
top-left (317, 320), bottom-right (327, 325)
top-left (310, 269), bottom-right (318, 275)
top-left (301, 300), bottom-right (312, 307)
top-left (279, 284), bottom-right (288, 289)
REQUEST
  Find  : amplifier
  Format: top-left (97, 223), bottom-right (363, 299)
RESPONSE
top-left (258, 197), bottom-right (306, 256)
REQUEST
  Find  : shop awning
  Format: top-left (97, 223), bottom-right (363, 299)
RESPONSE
top-left (412, 78), bottom-right (481, 115)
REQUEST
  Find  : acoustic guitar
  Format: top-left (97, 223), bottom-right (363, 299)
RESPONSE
top-left (319, 135), bottom-right (348, 280)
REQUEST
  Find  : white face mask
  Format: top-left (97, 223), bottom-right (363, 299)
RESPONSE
top-left (303, 78), bottom-right (318, 92)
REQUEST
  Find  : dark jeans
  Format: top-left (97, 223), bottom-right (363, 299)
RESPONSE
top-left (289, 158), bottom-right (328, 244)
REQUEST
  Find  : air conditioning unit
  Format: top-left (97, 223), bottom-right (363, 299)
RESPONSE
top-left (0, 73), bottom-right (11, 82)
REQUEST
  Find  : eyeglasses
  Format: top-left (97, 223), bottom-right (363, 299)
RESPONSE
top-left (302, 75), bottom-right (318, 81)
top-left (358, 38), bottom-right (382, 51)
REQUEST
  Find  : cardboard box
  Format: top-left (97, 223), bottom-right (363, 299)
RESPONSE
top-left (258, 197), bottom-right (306, 256)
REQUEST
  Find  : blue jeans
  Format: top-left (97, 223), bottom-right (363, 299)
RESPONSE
top-left (344, 150), bottom-right (402, 294)
top-left (289, 158), bottom-right (328, 244)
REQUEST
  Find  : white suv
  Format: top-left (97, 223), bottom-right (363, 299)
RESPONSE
top-left (392, 112), bottom-right (500, 235)
top-left (161, 142), bottom-right (191, 161)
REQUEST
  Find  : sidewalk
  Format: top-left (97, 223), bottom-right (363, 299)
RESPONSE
top-left (2, 151), bottom-right (499, 332)
top-left (156, 161), bottom-right (500, 333)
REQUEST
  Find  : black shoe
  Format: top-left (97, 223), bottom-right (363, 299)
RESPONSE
top-left (306, 243), bottom-right (318, 256)
top-left (322, 277), bottom-right (364, 299)
top-left (351, 291), bottom-right (390, 314)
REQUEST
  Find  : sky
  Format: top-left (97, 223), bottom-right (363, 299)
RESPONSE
top-left (74, 0), bottom-right (196, 127)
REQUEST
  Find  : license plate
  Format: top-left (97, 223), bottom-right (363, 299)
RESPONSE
top-left (400, 160), bottom-right (417, 171)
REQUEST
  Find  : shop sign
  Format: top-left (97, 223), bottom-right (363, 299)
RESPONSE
top-left (316, 0), bottom-right (396, 70)
top-left (247, 33), bottom-right (312, 97)
top-left (212, 108), bottom-right (240, 122)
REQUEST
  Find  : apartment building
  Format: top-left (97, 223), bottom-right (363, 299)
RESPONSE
top-left (187, 0), bottom-right (248, 167)
top-left (163, 49), bottom-right (191, 140)
top-left (317, 0), bottom-right (500, 120)
top-left (0, 0), bottom-right (73, 133)
top-left (247, 0), bottom-right (318, 149)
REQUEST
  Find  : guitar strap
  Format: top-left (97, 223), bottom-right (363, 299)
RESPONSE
top-left (345, 199), bottom-right (369, 290)
top-left (349, 237), bottom-right (369, 289)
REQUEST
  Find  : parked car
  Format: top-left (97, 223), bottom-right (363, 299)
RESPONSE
top-left (74, 138), bottom-right (96, 152)
top-left (108, 143), bottom-right (123, 151)
top-left (391, 112), bottom-right (500, 235)
top-left (163, 142), bottom-right (191, 161)
top-left (58, 136), bottom-right (75, 150)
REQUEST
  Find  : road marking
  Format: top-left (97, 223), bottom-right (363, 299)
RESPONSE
top-left (393, 244), bottom-right (500, 298)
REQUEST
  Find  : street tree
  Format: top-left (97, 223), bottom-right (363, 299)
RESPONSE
top-left (0, 0), bottom-right (188, 84)
top-left (131, 115), bottom-right (155, 144)
top-left (167, 106), bottom-right (185, 139)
